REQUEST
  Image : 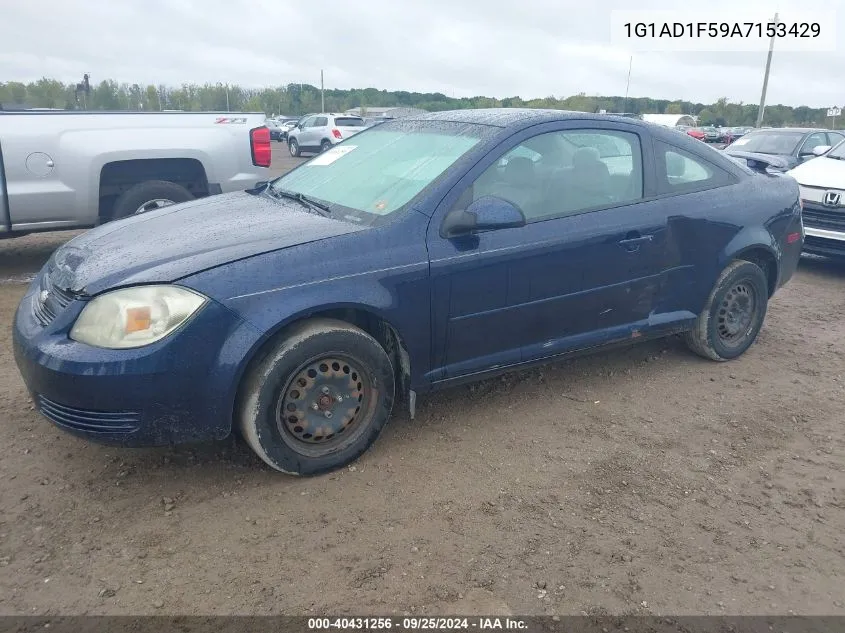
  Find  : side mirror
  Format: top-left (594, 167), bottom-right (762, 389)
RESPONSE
top-left (811, 145), bottom-right (832, 157)
top-left (441, 196), bottom-right (526, 238)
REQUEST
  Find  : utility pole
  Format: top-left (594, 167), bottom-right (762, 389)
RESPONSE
top-left (623, 56), bottom-right (632, 113)
top-left (756, 12), bottom-right (778, 128)
top-left (321, 69), bottom-right (325, 112)
top-left (226, 84), bottom-right (230, 112)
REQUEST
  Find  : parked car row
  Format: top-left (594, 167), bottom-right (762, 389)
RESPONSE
top-left (676, 125), bottom-right (733, 144)
top-left (264, 117), bottom-right (299, 142)
top-left (724, 127), bottom-right (845, 170)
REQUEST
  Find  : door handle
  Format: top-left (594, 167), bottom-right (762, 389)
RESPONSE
top-left (618, 233), bottom-right (653, 251)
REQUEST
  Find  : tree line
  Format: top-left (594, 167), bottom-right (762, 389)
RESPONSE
top-left (0, 78), bottom-right (839, 128)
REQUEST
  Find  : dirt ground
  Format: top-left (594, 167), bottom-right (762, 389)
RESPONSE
top-left (1, 145), bottom-right (844, 617)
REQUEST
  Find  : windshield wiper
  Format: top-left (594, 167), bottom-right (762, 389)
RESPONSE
top-left (268, 188), bottom-right (331, 216)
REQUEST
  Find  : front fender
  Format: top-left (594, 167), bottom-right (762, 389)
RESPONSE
top-left (179, 220), bottom-right (433, 391)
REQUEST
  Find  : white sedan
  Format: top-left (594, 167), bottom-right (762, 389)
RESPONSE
top-left (787, 140), bottom-right (845, 259)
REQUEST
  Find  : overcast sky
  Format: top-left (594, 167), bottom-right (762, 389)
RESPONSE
top-left (1, 0), bottom-right (843, 107)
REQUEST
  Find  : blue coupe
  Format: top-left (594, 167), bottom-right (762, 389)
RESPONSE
top-left (13, 109), bottom-right (805, 475)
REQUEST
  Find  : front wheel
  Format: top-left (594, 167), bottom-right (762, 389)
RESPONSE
top-left (684, 260), bottom-right (769, 361)
top-left (288, 138), bottom-right (301, 157)
top-left (238, 319), bottom-right (395, 476)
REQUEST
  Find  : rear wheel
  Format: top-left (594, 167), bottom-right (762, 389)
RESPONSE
top-left (238, 319), bottom-right (395, 476)
top-left (684, 260), bottom-right (769, 361)
top-left (320, 139), bottom-right (332, 153)
top-left (111, 180), bottom-right (193, 221)
top-left (288, 138), bottom-right (301, 157)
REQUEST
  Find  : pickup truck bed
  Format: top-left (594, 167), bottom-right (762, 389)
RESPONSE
top-left (0, 111), bottom-right (271, 236)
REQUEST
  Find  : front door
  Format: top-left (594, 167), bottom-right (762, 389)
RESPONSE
top-left (427, 121), bottom-right (671, 381)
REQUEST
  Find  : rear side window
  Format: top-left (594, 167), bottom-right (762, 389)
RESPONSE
top-left (655, 141), bottom-right (734, 195)
top-left (314, 116), bottom-right (328, 127)
top-left (334, 117), bottom-right (365, 127)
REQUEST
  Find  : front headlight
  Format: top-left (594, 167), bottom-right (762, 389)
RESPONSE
top-left (70, 285), bottom-right (207, 349)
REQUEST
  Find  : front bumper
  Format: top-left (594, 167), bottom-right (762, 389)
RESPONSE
top-left (801, 202), bottom-right (845, 258)
top-left (13, 282), bottom-right (264, 447)
top-left (803, 228), bottom-right (845, 258)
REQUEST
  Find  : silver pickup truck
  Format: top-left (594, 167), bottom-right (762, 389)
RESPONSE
top-left (0, 111), bottom-right (271, 237)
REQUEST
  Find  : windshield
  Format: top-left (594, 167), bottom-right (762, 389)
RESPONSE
top-left (728, 131), bottom-right (804, 155)
top-left (269, 120), bottom-right (490, 223)
top-left (827, 138), bottom-right (845, 159)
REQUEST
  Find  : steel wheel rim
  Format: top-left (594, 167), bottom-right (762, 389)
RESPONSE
top-left (276, 353), bottom-right (377, 457)
top-left (717, 281), bottom-right (757, 348)
top-left (135, 198), bottom-right (175, 214)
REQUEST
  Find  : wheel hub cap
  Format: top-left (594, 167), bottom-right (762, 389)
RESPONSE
top-left (278, 357), bottom-right (366, 444)
top-left (135, 198), bottom-right (175, 214)
top-left (717, 283), bottom-right (755, 344)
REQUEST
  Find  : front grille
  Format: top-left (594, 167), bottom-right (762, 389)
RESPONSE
top-left (802, 202), bottom-right (845, 232)
top-left (37, 395), bottom-right (141, 434)
top-left (31, 272), bottom-right (76, 326)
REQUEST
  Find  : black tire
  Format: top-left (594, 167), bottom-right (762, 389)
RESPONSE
top-left (288, 138), bottom-right (301, 157)
top-left (684, 260), bottom-right (769, 361)
top-left (320, 139), bottom-right (332, 153)
top-left (111, 180), bottom-right (193, 221)
top-left (238, 318), bottom-right (395, 476)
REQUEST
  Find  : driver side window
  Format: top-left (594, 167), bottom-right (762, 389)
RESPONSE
top-left (457, 129), bottom-right (643, 222)
top-left (801, 132), bottom-right (827, 155)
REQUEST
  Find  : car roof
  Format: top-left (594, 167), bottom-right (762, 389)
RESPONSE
top-left (399, 108), bottom-right (744, 170)
top-left (404, 108), bottom-right (641, 129)
top-left (747, 127), bottom-right (824, 133)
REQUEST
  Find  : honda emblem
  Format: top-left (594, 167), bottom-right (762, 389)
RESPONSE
top-left (823, 191), bottom-right (842, 207)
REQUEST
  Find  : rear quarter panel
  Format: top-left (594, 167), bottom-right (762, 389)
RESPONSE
top-left (681, 172), bottom-right (799, 313)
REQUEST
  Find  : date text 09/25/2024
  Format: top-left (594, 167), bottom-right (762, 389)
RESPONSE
top-left (307, 617), bottom-right (529, 630)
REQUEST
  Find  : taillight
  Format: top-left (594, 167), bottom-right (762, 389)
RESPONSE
top-left (250, 126), bottom-right (271, 168)
top-left (787, 232), bottom-right (801, 244)
top-left (332, 129), bottom-right (342, 139)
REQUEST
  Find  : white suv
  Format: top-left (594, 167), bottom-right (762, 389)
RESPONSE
top-left (287, 113), bottom-right (367, 156)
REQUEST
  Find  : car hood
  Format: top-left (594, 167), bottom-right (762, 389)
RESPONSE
top-left (48, 191), bottom-right (368, 296)
top-left (787, 156), bottom-right (845, 188)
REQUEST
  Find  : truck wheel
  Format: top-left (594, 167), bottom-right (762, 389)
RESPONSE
top-left (111, 180), bottom-right (194, 220)
top-left (288, 138), bottom-right (301, 157)
top-left (237, 318), bottom-right (395, 476)
top-left (684, 260), bottom-right (769, 362)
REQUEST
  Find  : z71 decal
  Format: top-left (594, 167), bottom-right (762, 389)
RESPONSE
top-left (214, 117), bottom-right (248, 124)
